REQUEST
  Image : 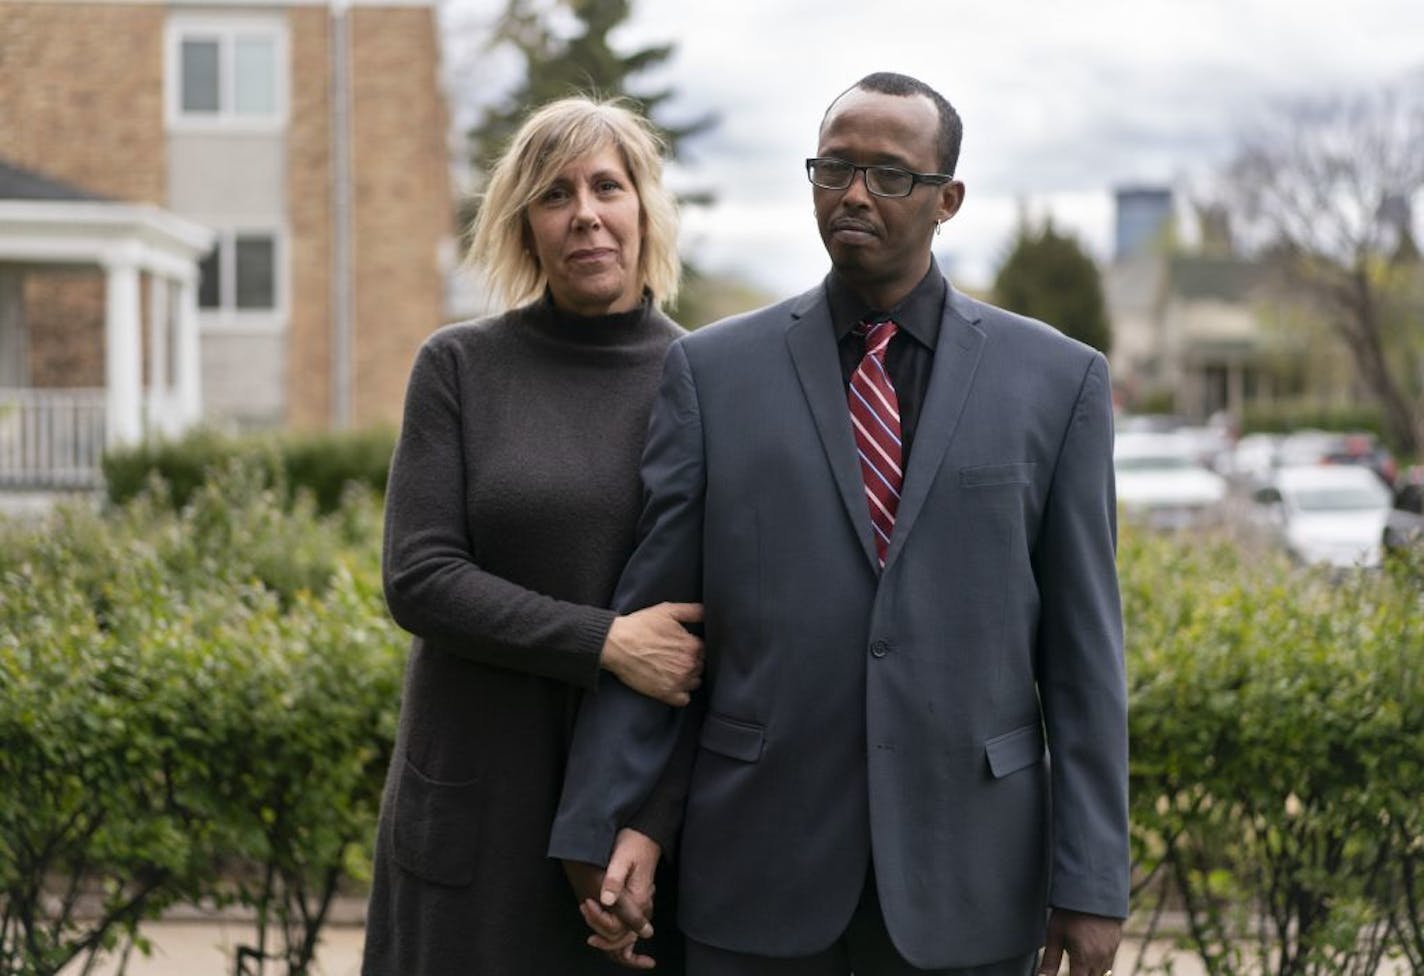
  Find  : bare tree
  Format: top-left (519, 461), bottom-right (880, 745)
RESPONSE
top-left (1225, 74), bottom-right (1424, 455)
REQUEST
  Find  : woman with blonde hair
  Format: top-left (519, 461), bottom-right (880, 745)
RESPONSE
top-left (361, 96), bottom-right (697, 975)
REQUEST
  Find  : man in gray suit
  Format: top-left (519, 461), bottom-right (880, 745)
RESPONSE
top-left (552, 71), bottom-right (1128, 976)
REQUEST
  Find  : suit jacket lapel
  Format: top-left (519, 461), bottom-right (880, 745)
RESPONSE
top-left (882, 285), bottom-right (986, 572)
top-left (785, 286), bottom-right (879, 570)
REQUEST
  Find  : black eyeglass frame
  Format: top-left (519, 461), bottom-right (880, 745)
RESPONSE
top-left (805, 157), bottom-right (953, 198)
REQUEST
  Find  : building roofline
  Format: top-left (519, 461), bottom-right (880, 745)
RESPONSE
top-left (0, 200), bottom-right (217, 267)
top-left (0, 159), bottom-right (109, 202)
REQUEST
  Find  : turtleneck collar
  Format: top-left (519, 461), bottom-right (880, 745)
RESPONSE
top-left (525, 288), bottom-right (658, 348)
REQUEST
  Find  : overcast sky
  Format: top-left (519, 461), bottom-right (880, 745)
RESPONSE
top-left (441, 0), bottom-right (1424, 299)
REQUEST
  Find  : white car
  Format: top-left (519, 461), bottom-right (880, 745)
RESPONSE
top-left (1253, 465), bottom-right (1393, 568)
top-left (1226, 432), bottom-right (1282, 487)
top-left (1114, 432), bottom-right (1228, 530)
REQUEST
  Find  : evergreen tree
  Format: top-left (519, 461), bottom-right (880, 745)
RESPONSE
top-left (467, 0), bottom-right (715, 187)
top-left (993, 219), bottom-right (1112, 355)
top-left (459, 0), bottom-right (722, 322)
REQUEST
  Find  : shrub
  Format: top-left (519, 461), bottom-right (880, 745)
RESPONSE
top-left (5, 468), bottom-right (1422, 975)
top-left (100, 427), bottom-right (244, 513)
top-left (101, 428), bottom-right (395, 515)
top-left (1241, 401), bottom-right (1388, 443)
top-left (279, 429), bottom-right (397, 515)
top-left (1122, 526), bottom-right (1424, 976)
top-left (0, 469), bottom-right (402, 976)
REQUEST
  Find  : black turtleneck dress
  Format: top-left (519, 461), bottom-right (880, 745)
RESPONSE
top-left (361, 296), bottom-right (685, 975)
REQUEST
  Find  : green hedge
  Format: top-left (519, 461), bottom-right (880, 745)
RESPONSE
top-left (1125, 528), bottom-right (1423, 976)
top-left (101, 427), bottom-right (396, 515)
top-left (2, 473), bottom-right (1422, 975)
top-left (0, 466), bottom-right (404, 976)
top-left (1241, 401), bottom-right (1388, 442)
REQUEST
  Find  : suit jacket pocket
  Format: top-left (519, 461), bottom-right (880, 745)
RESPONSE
top-left (960, 461), bottom-right (1036, 488)
top-left (985, 723), bottom-right (1046, 778)
top-left (392, 755), bottom-right (481, 886)
top-left (699, 712), bottom-right (765, 762)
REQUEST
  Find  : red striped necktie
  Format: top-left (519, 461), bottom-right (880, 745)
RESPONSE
top-left (849, 319), bottom-right (902, 567)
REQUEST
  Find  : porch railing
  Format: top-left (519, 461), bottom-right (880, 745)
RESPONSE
top-left (0, 388), bottom-right (107, 489)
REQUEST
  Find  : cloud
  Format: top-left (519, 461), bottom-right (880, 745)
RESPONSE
top-left (446, 0), bottom-right (1424, 297)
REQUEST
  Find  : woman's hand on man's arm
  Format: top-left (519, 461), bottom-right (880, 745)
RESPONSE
top-left (601, 603), bottom-right (704, 705)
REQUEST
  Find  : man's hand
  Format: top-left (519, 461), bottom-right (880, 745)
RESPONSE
top-left (563, 830), bottom-right (663, 969)
top-left (1038, 909), bottom-right (1121, 976)
top-left (601, 603), bottom-right (705, 706)
top-left (563, 859), bottom-right (651, 941)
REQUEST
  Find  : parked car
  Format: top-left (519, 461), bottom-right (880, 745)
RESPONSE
top-left (1117, 413), bottom-right (1188, 435)
top-left (1249, 465), bottom-right (1394, 569)
top-left (1396, 465), bottom-right (1424, 514)
top-left (1176, 424), bottom-right (1236, 473)
top-left (1384, 507), bottom-right (1424, 554)
top-left (1114, 432), bottom-right (1228, 530)
top-left (1116, 413), bottom-right (1234, 472)
top-left (1225, 432), bottom-right (1282, 487)
top-left (1274, 430), bottom-right (1345, 468)
top-left (1274, 429), bottom-right (1397, 486)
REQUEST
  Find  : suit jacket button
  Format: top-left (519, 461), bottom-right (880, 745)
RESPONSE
top-left (870, 640), bottom-right (889, 658)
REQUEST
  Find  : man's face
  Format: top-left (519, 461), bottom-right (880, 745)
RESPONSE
top-left (813, 88), bottom-right (963, 306)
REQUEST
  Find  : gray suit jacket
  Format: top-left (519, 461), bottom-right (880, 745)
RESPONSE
top-left (550, 277), bottom-right (1128, 969)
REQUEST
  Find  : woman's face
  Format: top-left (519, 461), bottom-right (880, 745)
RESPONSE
top-left (526, 144), bottom-right (644, 316)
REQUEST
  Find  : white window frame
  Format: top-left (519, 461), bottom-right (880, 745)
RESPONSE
top-left (165, 14), bottom-right (288, 133)
top-left (195, 225), bottom-right (288, 335)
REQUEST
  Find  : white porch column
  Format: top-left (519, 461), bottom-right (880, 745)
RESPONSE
top-left (174, 274), bottom-right (202, 426)
top-left (104, 250), bottom-right (143, 447)
top-left (145, 270), bottom-right (171, 435)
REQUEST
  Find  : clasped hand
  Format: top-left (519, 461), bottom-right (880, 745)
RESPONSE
top-left (563, 828), bottom-right (663, 970)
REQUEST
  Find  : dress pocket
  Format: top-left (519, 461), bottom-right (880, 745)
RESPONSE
top-left (391, 755), bottom-right (482, 887)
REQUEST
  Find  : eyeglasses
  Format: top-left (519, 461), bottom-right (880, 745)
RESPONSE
top-left (805, 157), bottom-right (952, 198)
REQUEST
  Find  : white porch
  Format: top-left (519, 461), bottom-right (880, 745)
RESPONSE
top-left (0, 387), bottom-right (104, 488)
top-left (0, 199), bottom-right (215, 490)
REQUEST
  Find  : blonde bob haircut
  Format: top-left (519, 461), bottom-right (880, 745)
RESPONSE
top-left (467, 95), bottom-right (681, 311)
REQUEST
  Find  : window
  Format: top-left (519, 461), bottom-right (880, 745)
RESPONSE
top-left (234, 236), bottom-right (275, 309)
top-left (198, 248), bottom-right (221, 308)
top-left (198, 231), bottom-right (281, 320)
top-left (233, 38), bottom-right (277, 115)
top-left (180, 39), bottom-right (220, 113)
top-left (168, 18), bottom-right (286, 128)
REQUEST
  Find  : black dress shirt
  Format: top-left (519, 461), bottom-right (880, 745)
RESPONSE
top-left (829, 265), bottom-right (947, 466)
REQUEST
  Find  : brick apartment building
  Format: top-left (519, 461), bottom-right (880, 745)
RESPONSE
top-left (0, 0), bottom-right (453, 486)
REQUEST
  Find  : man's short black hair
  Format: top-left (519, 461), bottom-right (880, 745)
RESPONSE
top-left (825, 71), bottom-right (963, 176)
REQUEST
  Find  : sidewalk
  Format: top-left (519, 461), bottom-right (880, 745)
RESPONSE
top-left (62, 920), bottom-right (365, 976)
top-left (64, 922), bottom-right (1210, 976)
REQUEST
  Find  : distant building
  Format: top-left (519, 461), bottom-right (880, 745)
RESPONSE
top-left (0, 0), bottom-right (453, 487)
top-left (1155, 255), bottom-right (1276, 420)
top-left (1113, 186), bottom-right (1173, 262)
top-left (0, 159), bottom-right (212, 487)
top-left (1107, 185), bottom-right (1392, 428)
top-left (1106, 186), bottom-right (1275, 421)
